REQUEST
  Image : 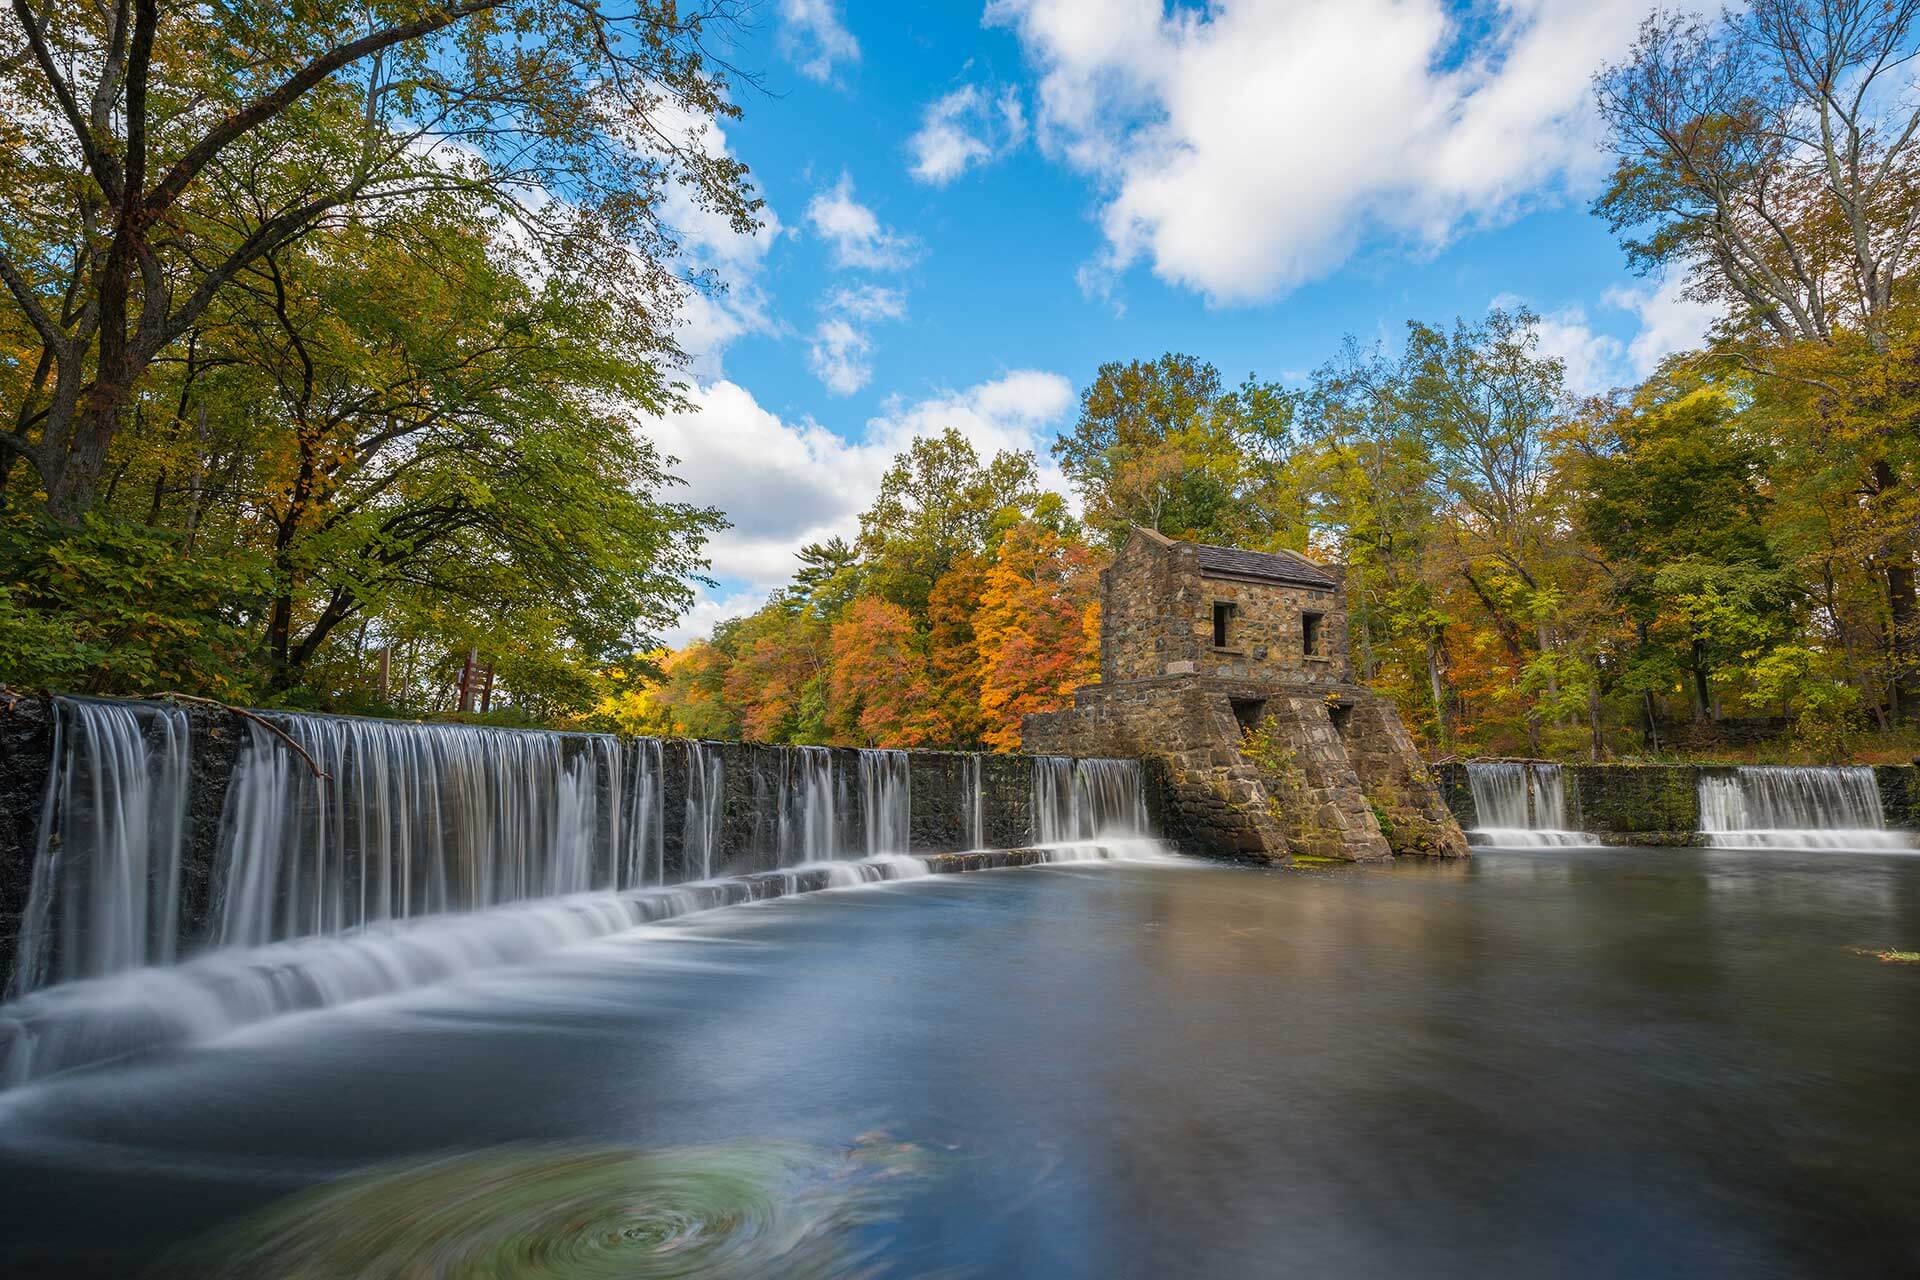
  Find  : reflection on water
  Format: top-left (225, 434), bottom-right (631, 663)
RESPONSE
top-left (149, 1138), bottom-right (931, 1280)
top-left (3, 849), bottom-right (1920, 1278)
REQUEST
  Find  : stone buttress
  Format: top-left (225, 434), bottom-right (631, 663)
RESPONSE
top-left (1022, 528), bottom-right (1467, 863)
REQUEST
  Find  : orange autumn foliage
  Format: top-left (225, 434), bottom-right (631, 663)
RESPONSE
top-left (974, 522), bottom-right (1105, 750)
top-left (827, 596), bottom-right (947, 746)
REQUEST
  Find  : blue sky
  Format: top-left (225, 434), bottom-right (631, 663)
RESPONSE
top-left (646, 0), bottom-right (1714, 641)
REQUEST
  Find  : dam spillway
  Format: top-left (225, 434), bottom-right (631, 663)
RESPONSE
top-left (0, 697), bottom-right (1166, 1087)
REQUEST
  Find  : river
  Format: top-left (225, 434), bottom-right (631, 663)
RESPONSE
top-left (2, 847), bottom-right (1918, 1277)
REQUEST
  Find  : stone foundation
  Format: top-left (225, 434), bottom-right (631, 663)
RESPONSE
top-left (1025, 676), bottom-right (1467, 864)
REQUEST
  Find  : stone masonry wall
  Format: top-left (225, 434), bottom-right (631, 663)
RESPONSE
top-left (1099, 530), bottom-right (1348, 687)
top-left (1026, 675), bottom-right (1466, 863)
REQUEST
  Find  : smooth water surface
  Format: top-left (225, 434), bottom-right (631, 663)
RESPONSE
top-left (3, 848), bottom-right (1919, 1277)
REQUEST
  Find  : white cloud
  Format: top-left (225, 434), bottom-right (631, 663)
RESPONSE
top-left (1528, 306), bottom-right (1627, 397)
top-left (779, 0), bottom-right (860, 83)
top-left (909, 83), bottom-right (1030, 184)
top-left (805, 172), bottom-right (919, 271)
top-left (642, 106), bottom-right (783, 376)
top-left (806, 284), bottom-right (909, 395)
top-left (989, 0), bottom-right (1698, 304)
top-left (1605, 274), bottom-right (1720, 379)
top-left (644, 371), bottom-right (1076, 591)
top-left (823, 283), bottom-right (908, 323)
top-left (660, 587), bottom-right (773, 648)
top-left (1500, 272), bottom-right (1720, 394)
top-left (809, 318), bottom-right (876, 395)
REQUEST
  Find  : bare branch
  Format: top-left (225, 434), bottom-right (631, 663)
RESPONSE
top-left (145, 0), bottom-right (503, 213)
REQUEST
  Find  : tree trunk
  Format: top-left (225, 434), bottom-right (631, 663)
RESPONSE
top-left (457, 647), bottom-right (480, 713)
top-left (1426, 630), bottom-right (1453, 754)
top-left (1587, 679), bottom-right (1603, 762)
top-left (1689, 638), bottom-right (1712, 723)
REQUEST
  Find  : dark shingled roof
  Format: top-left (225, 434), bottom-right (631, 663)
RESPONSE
top-left (1188, 540), bottom-right (1338, 589)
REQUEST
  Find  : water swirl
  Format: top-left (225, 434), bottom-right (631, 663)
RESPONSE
top-left (148, 1138), bottom-right (932, 1279)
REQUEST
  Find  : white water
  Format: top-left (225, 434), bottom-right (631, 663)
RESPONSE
top-left (1034, 756), bottom-right (1151, 842)
top-left (626, 738), bottom-right (666, 887)
top-left (1698, 766), bottom-right (1910, 850)
top-left (964, 754), bottom-right (985, 849)
top-left (1465, 761), bottom-right (1594, 846)
top-left (780, 746), bottom-right (838, 864)
top-left (858, 749), bottom-right (911, 855)
top-left (1, 706), bottom-right (1171, 1090)
top-left (212, 715), bottom-right (666, 950)
top-left (0, 840), bottom-right (1171, 1090)
top-left (683, 742), bottom-right (725, 879)
top-left (9, 699), bottom-right (191, 999)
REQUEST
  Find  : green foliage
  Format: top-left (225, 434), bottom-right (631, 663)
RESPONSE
top-left (0, 513), bottom-right (266, 697)
top-left (1054, 354), bottom-right (1300, 550)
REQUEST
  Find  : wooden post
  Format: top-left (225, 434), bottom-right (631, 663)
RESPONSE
top-left (376, 645), bottom-right (391, 703)
top-left (479, 664), bottom-right (495, 714)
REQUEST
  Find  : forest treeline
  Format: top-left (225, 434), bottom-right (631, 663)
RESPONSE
top-left (4, 1), bottom-right (1919, 762)
top-left (623, 2), bottom-right (1920, 763)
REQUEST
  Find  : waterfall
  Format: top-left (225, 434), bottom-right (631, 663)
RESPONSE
top-left (1698, 766), bottom-right (1908, 849)
top-left (1034, 757), bottom-right (1150, 843)
top-left (0, 699), bottom-right (1175, 1089)
top-left (1464, 761), bottom-right (1591, 846)
top-left (212, 714), bottom-right (644, 949)
top-left (626, 738), bottom-right (666, 887)
top-left (780, 746), bottom-right (837, 864)
top-left (8, 698), bottom-right (191, 999)
top-left (857, 749), bottom-right (911, 855)
top-left (963, 755), bottom-right (985, 849)
top-left (683, 743), bottom-right (725, 879)
top-left (1032, 756), bottom-right (1076, 844)
top-left (1076, 759), bottom-right (1150, 836)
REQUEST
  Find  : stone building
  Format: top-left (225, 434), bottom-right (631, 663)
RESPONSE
top-left (1023, 528), bottom-right (1467, 862)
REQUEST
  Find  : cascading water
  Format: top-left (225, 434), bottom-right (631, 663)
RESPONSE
top-left (9, 698), bottom-right (191, 999)
top-left (626, 738), bottom-right (666, 887)
top-left (1464, 761), bottom-right (1592, 846)
top-left (1033, 756), bottom-right (1150, 843)
top-left (780, 746), bottom-right (837, 865)
top-left (682, 743), bottom-right (725, 880)
top-left (211, 715), bottom-right (643, 949)
top-left (963, 755), bottom-right (985, 849)
top-left (858, 749), bottom-right (911, 855)
top-left (1697, 766), bottom-right (1909, 850)
top-left (0, 701), bottom-right (1172, 1090)
top-left (1032, 756), bottom-right (1076, 844)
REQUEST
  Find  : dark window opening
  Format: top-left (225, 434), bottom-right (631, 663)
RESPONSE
top-left (1232, 698), bottom-right (1267, 732)
top-left (1302, 611), bottom-right (1324, 657)
top-left (1212, 601), bottom-right (1236, 648)
top-left (1328, 702), bottom-right (1353, 734)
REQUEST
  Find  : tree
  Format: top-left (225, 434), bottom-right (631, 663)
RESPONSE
top-left (1402, 307), bottom-right (1573, 752)
top-left (1595, 0), bottom-right (1920, 713)
top-left (1053, 353), bottom-right (1296, 548)
top-left (975, 508), bottom-right (1103, 750)
top-left (1573, 383), bottom-right (1799, 724)
top-left (855, 428), bottom-right (1038, 615)
top-left (828, 596), bottom-right (940, 746)
top-left (1, 0), bottom-right (759, 518)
